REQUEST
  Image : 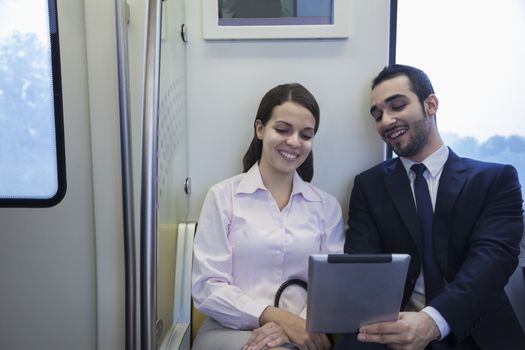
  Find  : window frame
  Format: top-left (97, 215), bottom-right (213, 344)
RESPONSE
top-left (0, 0), bottom-right (66, 207)
top-left (202, 0), bottom-right (349, 40)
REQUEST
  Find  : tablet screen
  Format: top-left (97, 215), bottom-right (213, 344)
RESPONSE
top-left (306, 254), bottom-right (410, 333)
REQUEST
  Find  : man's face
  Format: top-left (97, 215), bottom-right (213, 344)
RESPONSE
top-left (370, 75), bottom-right (432, 159)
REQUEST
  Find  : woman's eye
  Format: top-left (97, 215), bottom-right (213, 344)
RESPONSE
top-left (275, 128), bottom-right (289, 134)
top-left (301, 133), bottom-right (314, 140)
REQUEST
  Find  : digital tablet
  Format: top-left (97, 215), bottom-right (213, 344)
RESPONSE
top-left (306, 253), bottom-right (410, 333)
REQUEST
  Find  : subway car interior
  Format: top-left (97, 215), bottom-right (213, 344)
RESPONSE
top-left (1, 0), bottom-right (524, 349)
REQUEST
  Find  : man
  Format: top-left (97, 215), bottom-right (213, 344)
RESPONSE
top-left (335, 64), bottom-right (525, 349)
top-left (519, 235), bottom-right (525, 287)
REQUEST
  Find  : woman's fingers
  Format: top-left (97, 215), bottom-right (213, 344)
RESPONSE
top-left (244, 322), bottom-right (290, 350)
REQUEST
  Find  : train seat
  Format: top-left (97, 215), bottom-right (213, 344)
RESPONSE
top-left (159, 222), bottom-right (197, 350)
top-left (158, 221), bottom-right (525, 350)
top-left (505, 266), bottom-right (525, 331)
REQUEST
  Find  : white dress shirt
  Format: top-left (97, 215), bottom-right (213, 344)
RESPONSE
top-left (192, 163), bottom-right (344, 330)
top-left (400, 144), bottom-right (451, 339)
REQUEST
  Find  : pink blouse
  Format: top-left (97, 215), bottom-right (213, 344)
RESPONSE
top-left (192, 164), bottom-right (344, 330)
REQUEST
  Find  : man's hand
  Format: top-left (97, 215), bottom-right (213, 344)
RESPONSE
top-left (357, 311), bottom-right (440, 350)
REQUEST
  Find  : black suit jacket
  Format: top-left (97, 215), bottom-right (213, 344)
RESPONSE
top-left (345, 149), bottom-right (525, 349)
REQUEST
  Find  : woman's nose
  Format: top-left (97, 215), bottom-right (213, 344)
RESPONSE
top-left (286, 133), bottom-right (301, 147)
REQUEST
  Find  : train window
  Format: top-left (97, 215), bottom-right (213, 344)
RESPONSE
top-left (0, 0), bottom-right (65, 207)
top-left (203, 0), bottom-right (348, 40)
top-left (394, 0), bottom-right (525, 195)
top-left (218, 0), bottom-right (333, 25)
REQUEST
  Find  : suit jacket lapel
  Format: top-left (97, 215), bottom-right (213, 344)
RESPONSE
top-left (384, 159), bottom-right (423, 251)
top-left (434, 150), bottom-right (468, 278)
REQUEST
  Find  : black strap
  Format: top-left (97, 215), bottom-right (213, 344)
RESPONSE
top-left (273, 278), bottom-right (334, 347)
top-left (274, 278), bottom-right (307, 307)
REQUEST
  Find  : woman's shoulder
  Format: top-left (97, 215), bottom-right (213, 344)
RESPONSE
top-left (299, 182), bottom-right (343, 224)
top-left (301, 181), bottom-right (340, 206)
top-left (207, 172), bottom-right (248, 195)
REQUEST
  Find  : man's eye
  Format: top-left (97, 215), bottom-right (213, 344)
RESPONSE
top-left (371, 111), bottom-right (382, 122)
top-left (391, 103), bottom-right (406, 111)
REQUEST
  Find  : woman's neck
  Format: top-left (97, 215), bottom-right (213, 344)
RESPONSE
top-left (258, 164), bottom-right (294, 211)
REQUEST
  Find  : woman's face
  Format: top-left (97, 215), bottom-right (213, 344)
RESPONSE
top-left (256, 101), bottom-right (316, 177)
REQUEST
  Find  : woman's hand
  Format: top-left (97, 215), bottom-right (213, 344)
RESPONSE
top-left (243, 321), bottom-right (290, 350)
top-left (259, 306), bottom-right (331, 350)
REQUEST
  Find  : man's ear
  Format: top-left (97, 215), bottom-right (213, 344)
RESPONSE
top-left (425, 94), bottom-right (439, 116)
top-left (255, 120), bottom-right (264, 140)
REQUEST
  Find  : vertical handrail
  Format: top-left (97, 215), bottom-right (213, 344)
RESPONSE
top-left (114, 1), bottom-right (137, 349)
top-left (386, 0), bottom-right (398, 160)
top-left (141, 0), bottom-right (163, 349)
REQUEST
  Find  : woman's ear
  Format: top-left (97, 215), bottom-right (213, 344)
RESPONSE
top-left (255, 120), bottom-right (264, 140)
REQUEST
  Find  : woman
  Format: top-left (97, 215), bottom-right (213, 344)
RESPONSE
top-left (192, 83), bottom-right (344, 350)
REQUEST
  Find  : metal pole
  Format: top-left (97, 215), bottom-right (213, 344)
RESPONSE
top-left (140, 0), bottom-right (163, 349)
top-left (114, 0), bottom-right (137, 349)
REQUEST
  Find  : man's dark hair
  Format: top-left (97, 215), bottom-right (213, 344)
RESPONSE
top-left (372, 64), bottom-right (435, 104)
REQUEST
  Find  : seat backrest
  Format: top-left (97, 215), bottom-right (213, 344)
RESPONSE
top-left (172, 222), bottom-right (197, 324)
top-left (159, 222), bottom-right (197, 350)
top-left (505, 226), bottom-right (525, 331)
top-left (505, 266), bottom-right (525, 331)
top-left (172, 222), bottom-right (206, 343)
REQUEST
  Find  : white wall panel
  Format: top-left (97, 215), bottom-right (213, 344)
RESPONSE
top-left (84, 0), bottom-right (126, 348)
top-left (186, 0), bottom-right (391, 221)
top-left (0, 0), bottom-right (97, 348)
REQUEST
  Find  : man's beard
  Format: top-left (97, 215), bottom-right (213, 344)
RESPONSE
top-left (390, 115), bottom-right (431, 158)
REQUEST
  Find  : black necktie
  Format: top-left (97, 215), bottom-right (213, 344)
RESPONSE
top-left (411, 163), bottom-right (444, 302)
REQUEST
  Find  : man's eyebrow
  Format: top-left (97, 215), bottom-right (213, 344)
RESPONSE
top-left (370, 94), bottom-right (407, 115)
top-left (384, 94), bottom-right (407, 103)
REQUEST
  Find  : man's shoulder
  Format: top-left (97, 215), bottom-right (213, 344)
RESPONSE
top-left (446, 150), bottom-right (515, 174)
top-left (358, 158), bottom-right (400, 177)
top-left (351, 159), bottom-right (401, 192)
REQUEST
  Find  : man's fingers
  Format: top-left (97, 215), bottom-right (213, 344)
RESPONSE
top-left (360, 320), bottom-right (405, 335)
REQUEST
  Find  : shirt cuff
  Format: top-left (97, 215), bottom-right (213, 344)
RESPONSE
top-left (422, 306), bottom-right (450, 340)
top-left (299, 305), bottom-right (307, 320)
top-left (243, 300), bottom-right (271, 328)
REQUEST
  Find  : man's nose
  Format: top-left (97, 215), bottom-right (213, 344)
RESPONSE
top-left (381, 110), bottom-right (397, 126)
